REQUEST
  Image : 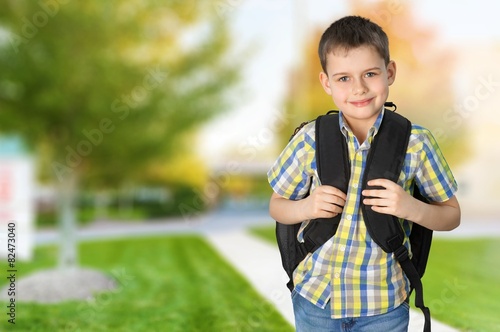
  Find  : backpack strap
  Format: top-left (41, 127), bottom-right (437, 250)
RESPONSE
top-left (361, 110), bottom-right (411, 253)
top-left (396, 243), bottom-right (431, 332)
top-left (360, 110), bottom-right (431, 332)
top-left (300, 112), bottom-right (349, 255)
top-left (276, 112), bottom-right (350, 292)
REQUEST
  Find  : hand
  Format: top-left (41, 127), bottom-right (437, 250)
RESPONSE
top-left (361, 179), bottom-right (418, 220)
top-left (303, 185), bottom-right (346, 220)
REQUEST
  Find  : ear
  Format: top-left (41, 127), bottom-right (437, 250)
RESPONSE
top-left (387, 60), bottom-right (397, 86)
top-left (319, 71), bottom-right (332, 95)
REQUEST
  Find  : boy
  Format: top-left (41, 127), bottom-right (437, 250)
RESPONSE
top-left (267, 16), bottom-right (460, 331)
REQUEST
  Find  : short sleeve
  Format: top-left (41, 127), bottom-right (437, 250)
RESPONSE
top-left (267, 122), bottom-right (316, 200)
top-left (413, 126), bottom-right (458, 202)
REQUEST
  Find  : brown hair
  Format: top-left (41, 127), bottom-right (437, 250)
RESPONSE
top-left (318, 16), bottom-right (390, 74)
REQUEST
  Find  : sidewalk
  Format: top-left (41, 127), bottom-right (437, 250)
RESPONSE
top-left (205, 229), bottom-right (460, 332)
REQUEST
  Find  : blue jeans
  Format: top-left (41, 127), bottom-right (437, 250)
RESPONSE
top-left (291, 290), bottom-right (409, 332)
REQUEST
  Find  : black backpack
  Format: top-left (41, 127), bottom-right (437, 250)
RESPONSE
top-left (275, 105), bottom-right (433, 332)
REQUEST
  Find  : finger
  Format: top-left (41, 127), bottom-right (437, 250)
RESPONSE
top-left (311, 204), bottom-right (339, 219)
top-left (313, 187), bottom-right (346, 206)
top-left (313, 201), bottom-right (343, 217)
top-left (369, 205), bottom-right (396, 216)
top-left (319, 185), bottom-right (348, 200)
top-left (363, 198), bottom-right (388, 207)
top-left (319, 201), bottom-right (344, 214)
top-left (322, 193), bottom-right (346, 207)
top-left (370, 205), bottom-right (388, 214)
top-left (362, 189), bottom-right (387, 199)
top-left (317, 211), bottom-right (339, 219)
top-left (367, 178), bottom-right (396, 189)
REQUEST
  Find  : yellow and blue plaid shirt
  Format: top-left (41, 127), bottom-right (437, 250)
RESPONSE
top-left (268, 110), bottom-right (457, 318)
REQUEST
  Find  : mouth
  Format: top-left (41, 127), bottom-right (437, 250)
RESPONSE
top-left (349, 98), bottom-right (373, 107)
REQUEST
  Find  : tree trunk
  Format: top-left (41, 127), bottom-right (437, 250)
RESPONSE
top-left (94, 190), bottom-right (110, 220)
top-left (119, 183), bottom-right (134, 217)
top-left (57, 172), bottom-right (78, 269)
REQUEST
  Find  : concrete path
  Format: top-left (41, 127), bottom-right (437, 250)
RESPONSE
top-left (35, 210), bottom-right (274, 245)
top-left (205, 229), bottom-right (460, 332)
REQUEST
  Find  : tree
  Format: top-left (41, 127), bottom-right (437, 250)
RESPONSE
top-left (0, 1), bottom-right (239, 269)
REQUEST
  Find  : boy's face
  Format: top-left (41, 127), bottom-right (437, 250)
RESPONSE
top-left (319, 45), bottom-right (396, 128)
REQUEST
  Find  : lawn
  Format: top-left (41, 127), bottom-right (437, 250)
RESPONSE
top-left (0, 235), bottom-right (294, 332)
top-left (250, 226), bottom-right (500, 332)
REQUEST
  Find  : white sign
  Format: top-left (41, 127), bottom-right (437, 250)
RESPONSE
top-left (0, 156), bottom-right (35, 261)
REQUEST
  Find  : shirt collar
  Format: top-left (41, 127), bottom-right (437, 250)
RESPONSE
top-left (339, 108), bottom-right (385, 141)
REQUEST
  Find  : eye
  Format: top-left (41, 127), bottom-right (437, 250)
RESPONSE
top-left (338, 76), bottom-right (349, 82)
top-left (365, 72), bottom-right (377, 78)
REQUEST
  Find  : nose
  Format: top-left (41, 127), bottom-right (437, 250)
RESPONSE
top-left (352, 78), bottom-right (367, 95)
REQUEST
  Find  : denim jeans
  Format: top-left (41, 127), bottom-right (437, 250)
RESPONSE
top-left (291, 290), bottom-right (409, 332)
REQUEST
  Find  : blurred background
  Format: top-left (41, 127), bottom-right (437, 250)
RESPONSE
top-left (0, 0), bottom-right (499, 331)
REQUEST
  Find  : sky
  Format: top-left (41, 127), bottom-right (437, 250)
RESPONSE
top-left (197, 0), bottom-right (500, 163)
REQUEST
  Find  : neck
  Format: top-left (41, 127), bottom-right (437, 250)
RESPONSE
top-left (344, 118), bottom-right (372, 143)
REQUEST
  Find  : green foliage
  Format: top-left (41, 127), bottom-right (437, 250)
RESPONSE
top-left (0, 236), bottom-right (293, 331)
top-left (246, 175), bottom-right (274, 200)
top-left (0, 1), bottom-right (239, 187)
top-left (125, 184), bottom-right (205, 219)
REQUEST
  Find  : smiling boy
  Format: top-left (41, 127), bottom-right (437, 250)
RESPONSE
top-left (267, 16), bottom-right (460, 331)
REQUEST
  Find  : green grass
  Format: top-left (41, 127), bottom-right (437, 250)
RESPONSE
top-left (0, 235), bottom-right (293, 332)
top-left (250, 225), bottom-right (500, 332)
top-left (250, 226), bottom-right (278, 245)
top-left (423, 238), bottom-right (500, 331)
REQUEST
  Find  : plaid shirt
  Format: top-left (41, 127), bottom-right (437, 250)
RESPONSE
top-left (268, 110), bottom-right (457, 318)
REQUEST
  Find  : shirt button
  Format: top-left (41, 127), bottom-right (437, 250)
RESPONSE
top-left (334, 272), bottom-right (340, 279)
top-left (346, 215), bottom-right (352, 221)
top-left (340, 245), bottom-right (346, 252)
top-left (353, 183), bottom-right (359, 188)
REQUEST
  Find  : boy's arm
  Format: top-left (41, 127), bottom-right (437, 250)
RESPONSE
top-left (270, 185), bottom-right (347, 225)
top-left (412, 195), bottom-right (460, 231)
top-left (362, 179), bottom-right (460, 231)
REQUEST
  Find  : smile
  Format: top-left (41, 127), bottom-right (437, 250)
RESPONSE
top-left (349, 98), bottom-right (373, 107)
